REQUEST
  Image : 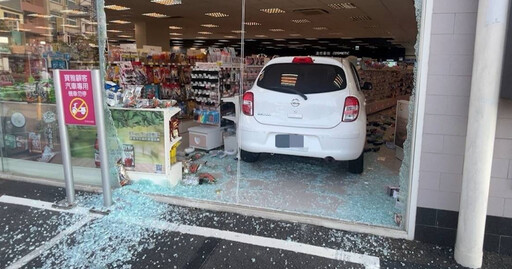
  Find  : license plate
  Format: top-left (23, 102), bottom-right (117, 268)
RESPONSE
top-left (275, 134), bottom-right (304, 148)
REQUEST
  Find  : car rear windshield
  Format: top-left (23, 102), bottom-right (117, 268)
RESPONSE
top-left (256, 63), bottom-right (347, 94)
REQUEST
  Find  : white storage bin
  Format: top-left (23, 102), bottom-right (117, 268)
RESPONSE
top-left (188, 126), bottom-right (223, 150)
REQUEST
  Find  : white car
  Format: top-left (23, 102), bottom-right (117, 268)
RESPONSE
top-left (238, 56), bottom-right (372, 174)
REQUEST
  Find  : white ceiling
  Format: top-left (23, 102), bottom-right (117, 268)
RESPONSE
top-left (105, 0), bottom-right (417, 50)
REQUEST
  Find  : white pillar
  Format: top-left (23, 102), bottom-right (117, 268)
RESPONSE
top-left (455, 0), bottom-right (510, 268)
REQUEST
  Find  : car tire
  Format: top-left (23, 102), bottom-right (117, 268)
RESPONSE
top-left (348, 152), bottom-right (364, 174)
top-left (241, 150), bottom-right (260, 162)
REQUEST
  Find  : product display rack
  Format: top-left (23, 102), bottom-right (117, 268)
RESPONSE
top-left (108, 106), bottom-right (183, 186)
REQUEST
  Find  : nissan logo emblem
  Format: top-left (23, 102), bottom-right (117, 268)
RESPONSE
top-left (291, 99), bottom-right (300, 107)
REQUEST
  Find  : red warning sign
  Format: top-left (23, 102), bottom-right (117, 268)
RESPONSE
top-left (59, 70), bottom-right (96, 126)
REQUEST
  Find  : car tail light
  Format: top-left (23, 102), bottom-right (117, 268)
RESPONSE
top-left (292, 57), bottom-right (314, 64)
top-left (242, 92), bottom-right (254, 116)
top-left (343, 96), bottom-right (359, 122)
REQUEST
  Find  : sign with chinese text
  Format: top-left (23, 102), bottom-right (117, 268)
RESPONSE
top-left (59, 70), bottom-right (96, 126)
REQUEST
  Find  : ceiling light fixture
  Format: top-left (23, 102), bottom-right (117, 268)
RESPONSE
top-left (201, 24), bottom-right (219, 28)
top-left (289, 33), bottom-right (301, 37)
top-left (218, 39), bottom-right (230, 42)
top-left (260, 8), bottom-right (286, 14)
top-left (198, 31), bottom-right (213, 35)
top-left (195, 36), bottom-right (208, 39)
top-left (169, 26), bottom-right (182, 30)
top-left (151, 0), bottom-right (182, 5)
top-left (224, 35), bottom-right (236, 38)
top-left (27, 14), bottom-right (53, 19)
top-left (231, 30), bottom-right (245, 34)
top-left (269, 28), bottom-right (285, 32)
top-left (205, 12), bottom-right (229, 18)
top-left (104, 5), bottom-right (130, 11)
top-left (110, 20), bottom-right (131, 24)
top-left (274, 38), bottom-right (285, 41)
top-left (171, 37), bottom-right (183, 40)
top-left (350, 15), bottom-right (372, 21)
top-left (35, 26), bottom-right (53, 30)
top-left (142, 13), bottom-right (169, 18)
top-left (328, 3), bottom-right (357, 9)
top-left (244, 22), bottom-right (261, 26)
top-left (169, 32), bottom-right (183, 36)
top-left (62, 24), bottom-right (79, 28)
top-left (118, 35), bottom-right (133, 38)
top-left (291, 19), bottom-right (310, 23)
top-left (255, 34), bottom-right (267, 38)
top-left (60, 9), bottom-right (87, 15)
top-left (107, 29), bottom-right (122, 33)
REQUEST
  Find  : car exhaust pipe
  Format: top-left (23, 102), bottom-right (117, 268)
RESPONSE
top-left (324, 157), bottom-right (335, 163)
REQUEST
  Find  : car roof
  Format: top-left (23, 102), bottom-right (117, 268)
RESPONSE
top-left (265, 56), bottom-right (347, 67)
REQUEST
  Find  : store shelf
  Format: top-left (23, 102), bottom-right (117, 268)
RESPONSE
top-left (222, 115), bottom-right (236, 123)
top-left (170, 136), bottom-right (182, 149)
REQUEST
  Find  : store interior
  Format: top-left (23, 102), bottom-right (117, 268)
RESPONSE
top-left (0, 0), bottom-right (418, 229)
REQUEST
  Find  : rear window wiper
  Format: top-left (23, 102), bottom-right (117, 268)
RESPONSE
top-left (267, 86), bottom-right (308, 100)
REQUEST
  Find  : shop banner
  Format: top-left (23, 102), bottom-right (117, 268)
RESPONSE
top-left (59, 70), bottom-right (96, 126)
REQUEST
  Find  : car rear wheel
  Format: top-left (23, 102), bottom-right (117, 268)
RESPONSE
top-left (348, 152), bottom-right (364, 174)
top-left (241, 150), bottom-right (260, 163)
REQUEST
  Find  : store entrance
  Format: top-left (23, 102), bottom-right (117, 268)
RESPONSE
top-left (102, 0), bottom-right (418, 231)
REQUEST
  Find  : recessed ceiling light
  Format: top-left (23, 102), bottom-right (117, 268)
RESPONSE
top-left (118, 35), bottom-right (133, 38)
top-left (231, 30), bottom-right (245, 34)
top-left (328, 3), bottom-right (357, 9)
top-left (289, 33), bottom-right (301, 37)
top-left (62, 24), bottom-right (79, 28)
top-left (169, 33), bottom-right (182, 36)
top-left (269, 28), bottom-right (285, 32)
top-left (305, 38), bottom-right (318, 40)
top-left (255, 34), bottom-right (268, 38)
top-left (260, 8), bottom-right (286, 14)
top-left (350, 15), bottom-right (372, 21)
top-left (219, 40), bottom-right (230, 42)
top-left (205, 12), bottom-right (229, 18)
top-left (169, 26), bottom-right (182, 30)
top-left (201, 24), bottom-right (219, 28)
top-left (195, 36), bottom-right (208, 39)
top-left (35, 26), bottom-right (53, 30)
top-left (107, 29), bottom-right (122, 33)
top-left (291, 19), bottom-right (310, 24)
top-left (198, 31), bottom-right (213, 35)
top-left (195, 40), bottom-right (205, 43)
top-left (104, 5), bottom-right (130, 11)
top-left (246, 39), bottom-right (256, 41)
top-left (274, 38), bottom-right (285, 41)
top-left (244, 22), bottom-right (261, 26)
top-left (151, 0), bottom-right (182, 5)
top-left (313, 27), bottom-right (328, 30)
top-left (143, 13), bottom-right (169, 18)
top-left (224, 35), bottom-right (236, 38)
top-left (110, 20), bottom-right (131, 24)
top-left (28, 14), bottom-right (53, 19)
top-left (289, 41), bottom-right (300, 44)
top-left (60, 9), bottom-right (87, 15)
top-left (171, 37), bottom-right (183, 40)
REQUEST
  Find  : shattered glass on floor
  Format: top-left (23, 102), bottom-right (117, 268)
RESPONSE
top-left (125, 108), bottom-right (403, 228)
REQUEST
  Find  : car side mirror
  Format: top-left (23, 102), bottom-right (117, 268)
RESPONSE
top-left (362, 82), bottom-right (373, 90)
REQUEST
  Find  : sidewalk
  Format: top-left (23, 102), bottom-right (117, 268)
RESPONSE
top-left (0, 179), bottom-right (510, 268)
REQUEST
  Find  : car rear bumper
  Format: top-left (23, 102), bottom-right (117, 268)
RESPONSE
top-left (239, 117), bottom-right (366, 161)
